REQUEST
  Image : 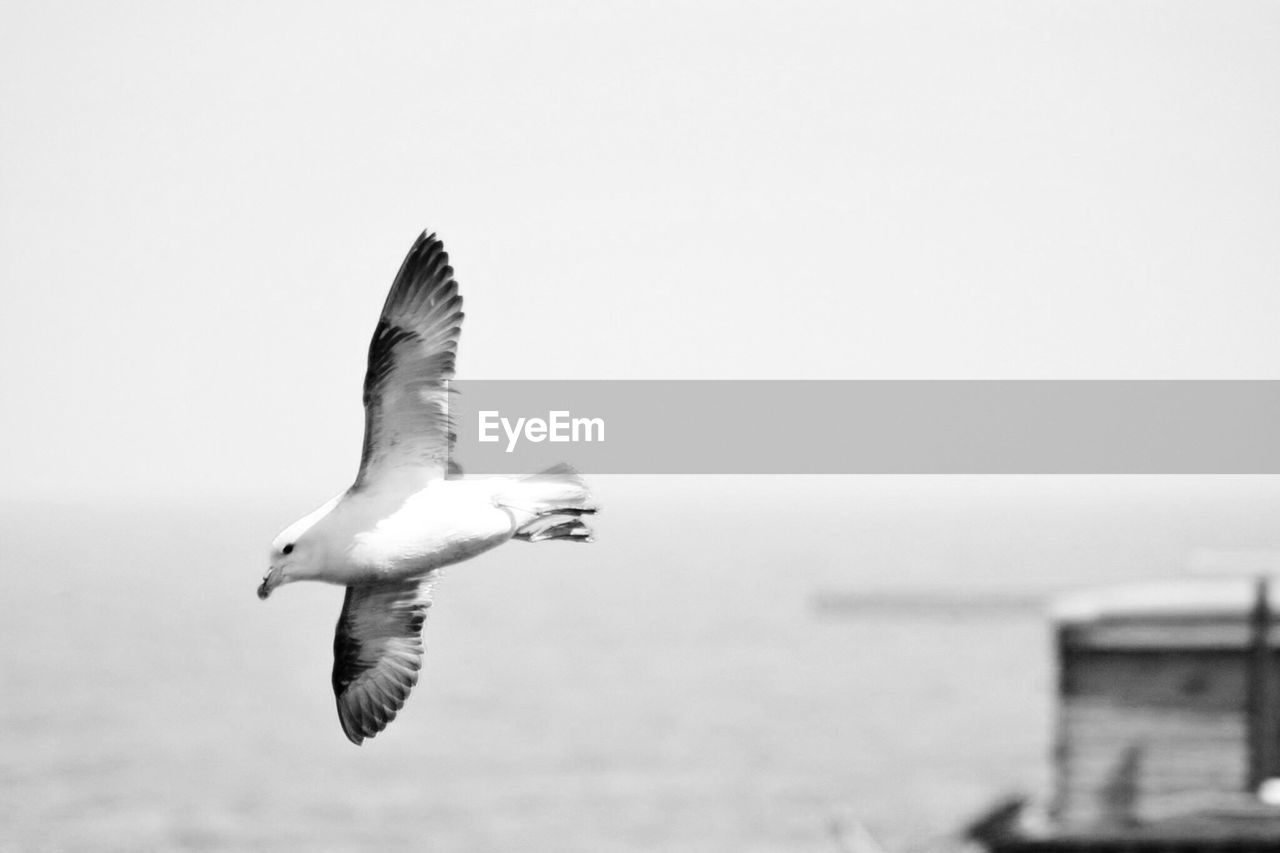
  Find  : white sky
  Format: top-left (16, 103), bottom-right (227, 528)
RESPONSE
top-left (1, 1), bottom-right (1278, 501)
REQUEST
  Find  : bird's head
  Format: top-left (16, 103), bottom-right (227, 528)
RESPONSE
top-left (258, 497), bottom-right (339, 599)
top-left (258, 533), bottom-right (306, 600)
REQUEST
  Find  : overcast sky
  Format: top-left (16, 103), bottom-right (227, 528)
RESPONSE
top-left (2, 1), bottom-right (1278, 502)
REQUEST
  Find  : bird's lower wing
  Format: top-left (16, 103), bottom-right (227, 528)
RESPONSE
top-left (331, 575), bottom-right (436, 745)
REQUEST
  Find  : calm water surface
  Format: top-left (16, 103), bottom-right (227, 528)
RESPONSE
top-left (4, 477), bottom-right (1279, 852)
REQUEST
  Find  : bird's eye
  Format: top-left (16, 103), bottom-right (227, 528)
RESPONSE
top-left (283, 544), bottom-right (294, 555)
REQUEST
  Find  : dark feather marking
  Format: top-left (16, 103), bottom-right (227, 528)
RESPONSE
top-left (331, 580), bottom-right (433, 745)
top-left (331, 587), bottom-right (362, 696)
top-left (363, 321), bottom-right (425, 406)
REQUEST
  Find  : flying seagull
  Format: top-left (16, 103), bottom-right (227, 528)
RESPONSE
top-left (259, 230), bottom-right (597, 745)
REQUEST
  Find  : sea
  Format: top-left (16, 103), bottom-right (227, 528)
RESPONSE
top-left (4, 476), bottom-right (1280, 852)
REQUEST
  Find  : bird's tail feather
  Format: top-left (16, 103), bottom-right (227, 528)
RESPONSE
top-left (501, 464), bottom-right (599, 543)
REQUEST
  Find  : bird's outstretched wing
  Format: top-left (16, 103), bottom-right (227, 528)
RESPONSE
top-left (331, 576), bottom-right (436, 745)
top-left (355, 231), bottom-right (464, 488)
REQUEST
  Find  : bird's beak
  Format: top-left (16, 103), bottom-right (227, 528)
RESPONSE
top-left (257, 566), bottom-right (280, 600)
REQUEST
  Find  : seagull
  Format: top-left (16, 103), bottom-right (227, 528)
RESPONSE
top-left (259, 230), bottom-right (597, 745)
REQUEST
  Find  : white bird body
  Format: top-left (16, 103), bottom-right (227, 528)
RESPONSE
top-left (289, 476), bottom-right (564, 585)
top-left (260, 231), bottom-right (596, 745)
top-left (347, 479), bottom-right (515, 579)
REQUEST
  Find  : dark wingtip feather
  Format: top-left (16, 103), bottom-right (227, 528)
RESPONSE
top-left (337, 697), bottom-right (375, 746)
top-left (409, 229), bottom-right (438, 256)
top-left (380, 229), bottom-right (452, 316)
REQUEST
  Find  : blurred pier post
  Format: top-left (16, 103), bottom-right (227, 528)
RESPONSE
top-left (1247, 576), bottom-right (1280, 790)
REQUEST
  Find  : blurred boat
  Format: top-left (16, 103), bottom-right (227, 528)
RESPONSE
top-left (965, 578), bottom-right (1280, 853)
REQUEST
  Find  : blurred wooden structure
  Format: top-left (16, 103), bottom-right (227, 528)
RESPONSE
top-left (970, 579), bottom-right (1280, 853)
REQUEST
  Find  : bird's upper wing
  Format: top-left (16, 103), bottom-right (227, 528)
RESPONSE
top-left (355, 231), bottom-right (464, 488)
top-left (331, 576), bottom-right (436, 745)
